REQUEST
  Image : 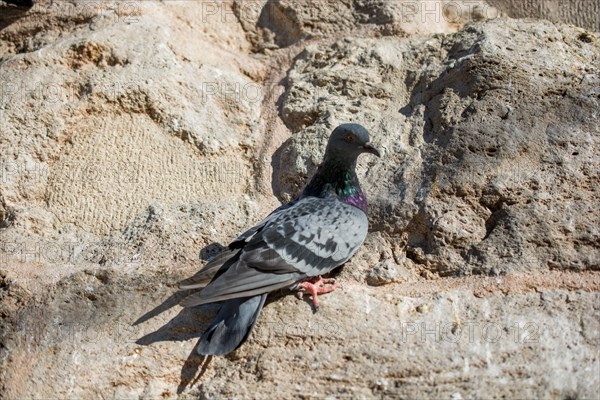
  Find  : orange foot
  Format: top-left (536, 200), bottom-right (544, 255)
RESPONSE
top-left (296, 276), bottom-right (339, 310)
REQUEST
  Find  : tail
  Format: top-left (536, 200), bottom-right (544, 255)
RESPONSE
top-left (197, 294), bottom-right (267, 356)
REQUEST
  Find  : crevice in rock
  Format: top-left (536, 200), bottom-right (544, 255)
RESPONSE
top-left (0, 1), bottom-right (32, 32)
top-left (0, 195), bottom-right (14, 229)
top-left (483, 207), bottom-right (507, 240)
top-left (404, 209), bottom-right (434, 263)
top-left (0, 3), bottom-right (98, 56)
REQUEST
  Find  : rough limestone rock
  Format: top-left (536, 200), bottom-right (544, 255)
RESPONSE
top-left (236, 0), bottom-right (495, 51)
top-left (0, 0), bottom-right (598, 399)
top-left (279, 18), bottom-right (600, 276)
top-left (488, 0), bottom-right (600, 32)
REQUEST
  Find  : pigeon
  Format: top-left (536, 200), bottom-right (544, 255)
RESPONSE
top-left (179, 123), bottom-right (380, 356)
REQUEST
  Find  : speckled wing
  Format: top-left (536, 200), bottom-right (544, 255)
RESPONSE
top-left (180, 196), bottom-right (368, 306)
top-left (178, 201), bottom-right (298, 290)
top-left (244, 195), bottom-right (368, 275)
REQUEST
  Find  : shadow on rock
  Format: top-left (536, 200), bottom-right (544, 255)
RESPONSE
top-left (134, 294), bottom-right (218, 344)
top-left (178, 351), bottom-right (213, 394)
top-left (0, 0), bottom-right (32, 31)
top-left (134, 243), bottom-right (224, 393)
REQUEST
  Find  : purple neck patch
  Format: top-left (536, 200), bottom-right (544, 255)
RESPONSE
top-left (342, 190), bottom-right (367, 213)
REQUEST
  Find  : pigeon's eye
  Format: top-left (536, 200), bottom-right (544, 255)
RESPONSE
top-left (345, 134), bottom-right (354, 142)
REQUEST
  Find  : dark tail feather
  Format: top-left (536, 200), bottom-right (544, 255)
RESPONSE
top-left (197, 294), bottom-right (267, 356)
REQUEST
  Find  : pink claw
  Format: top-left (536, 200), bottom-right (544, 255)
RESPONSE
top-left (297, 276), bottom-right (339, 309)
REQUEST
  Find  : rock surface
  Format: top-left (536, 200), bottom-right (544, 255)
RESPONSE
top-left (279, 18), bottom-right (600, 276)
top-left (488, 0), bottom-right (600, 32)
top-left (0, 0), bottom-right (598, 399)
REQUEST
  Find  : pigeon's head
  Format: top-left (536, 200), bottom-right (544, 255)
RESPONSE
top-left (326, 123), bottom-right (381, 160)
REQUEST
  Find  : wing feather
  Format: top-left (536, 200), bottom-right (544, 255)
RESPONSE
top-left (178, 249), bottom-right (240, 290)
top-left (180, 196), bottom-right (368, 306)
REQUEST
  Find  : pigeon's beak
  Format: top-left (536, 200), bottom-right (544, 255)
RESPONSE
top-left (362, 142), bottom-right (381, 157)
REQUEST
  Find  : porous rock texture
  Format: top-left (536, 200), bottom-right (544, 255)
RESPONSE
top-left (488, 0), bottom-right (600, 32)
top-left (0, 0), bottom-right (598, 399)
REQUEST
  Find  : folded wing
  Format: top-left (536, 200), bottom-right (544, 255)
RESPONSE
top-left (180, 196), bottom-right (368, 306)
